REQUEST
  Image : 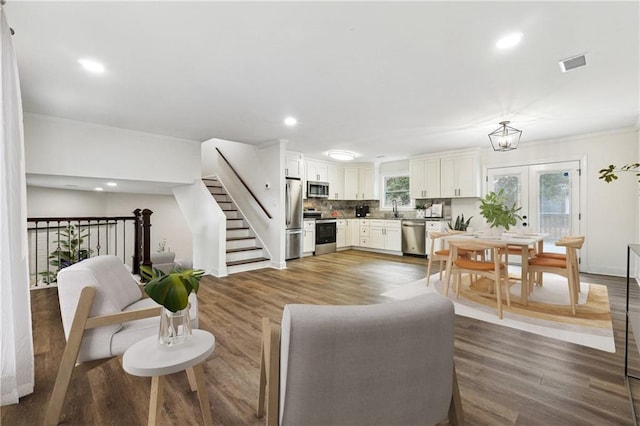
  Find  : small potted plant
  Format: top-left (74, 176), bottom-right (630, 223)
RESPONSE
top-left (415, 202), bottom-right (427, 218)
top-left (448, 214), bottom-right (473, 231)
top-left (141, 265), bottom-right (204, 346)
top-left (478, 189), bottom-right (522, 233)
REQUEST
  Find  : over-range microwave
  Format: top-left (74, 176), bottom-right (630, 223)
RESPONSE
top-left (307, 181), bottom-right (329, 198)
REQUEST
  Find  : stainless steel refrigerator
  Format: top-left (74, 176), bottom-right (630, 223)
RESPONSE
top-left (285, 177), bottom-right (303, 260)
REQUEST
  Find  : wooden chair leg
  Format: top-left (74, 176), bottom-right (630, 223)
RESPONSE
top-left (426, 257), bottom-right (433, 286)
top-left (256, 318), bottom-right (281, 426)
top-left (495, 270), bottom-right (503, 319)
top-left (44, 287), bottom-right (96, 426)
top-left (256, 319), bottom-right (268, 418)
top-left (448, 364), bottom-right (465, 426)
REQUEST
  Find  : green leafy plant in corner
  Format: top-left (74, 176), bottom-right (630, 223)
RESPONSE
top-left (141, 266), bottom-right (204, 312)
top-left (448, 214), bottom-right (473, 231)
top-left (479, 189), bottom-right (522, 231)
top-left (598, 163), bottom-right (640, 183)
top-left (39, 225), bottom-right (93, 284)
top-left (415, 202), bottom-right (427, 210)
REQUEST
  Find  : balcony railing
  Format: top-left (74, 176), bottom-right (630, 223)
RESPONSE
top-left (27, 209), bottom-right (152, 288)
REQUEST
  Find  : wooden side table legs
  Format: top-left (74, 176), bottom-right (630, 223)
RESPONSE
top-left (147, 366), bottom-right (212, 426)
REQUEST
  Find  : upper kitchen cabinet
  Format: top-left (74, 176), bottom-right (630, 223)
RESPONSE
top-left (327, 163), bottom-right (345, 200)
top-left (306, 159), bottom-right (328, 182)
top-left (440, 152), bottom-right (480, 198)
top-left (285, 152), bottom-right (303, 179)
top-left (344, 165), bottom-right (375, 200)
top-left (409, 157), bottom-right (440, 199)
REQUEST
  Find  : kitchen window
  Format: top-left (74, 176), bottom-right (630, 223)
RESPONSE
top-left (381, 174), bottom-right (412, 209)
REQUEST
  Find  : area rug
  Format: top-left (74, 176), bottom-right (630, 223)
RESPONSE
top-left (381, 267), bottom-right (615, 353)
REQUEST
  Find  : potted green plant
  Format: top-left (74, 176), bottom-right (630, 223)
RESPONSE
top-left (39, 225), bottom-right (93, 284)
top-left (415, 202), bottom-right (427, 218)
top-left (141, 265), bottom-right (204, 345)
top-left (478, 189), bottom-right (522, 231)
top-left (448, 214), bottom-right (473, 231)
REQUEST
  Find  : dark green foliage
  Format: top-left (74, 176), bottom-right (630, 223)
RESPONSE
top-left (141, 266), bottom-right (204, 312)
top-left (40, 225), bottom-right (93, 283)
top-left (479, 189), bottom-right (522, 230)
top-left (448, 214), bottom-right (473, 231)
top-left (598, 163), bottom-right (640, 183)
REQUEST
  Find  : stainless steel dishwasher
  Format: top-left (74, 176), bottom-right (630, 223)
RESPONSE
top-left (401, 219), bottom-right (426, 255)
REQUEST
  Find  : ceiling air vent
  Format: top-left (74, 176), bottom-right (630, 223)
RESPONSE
top-left (559, 54), bottom-right (587, 72)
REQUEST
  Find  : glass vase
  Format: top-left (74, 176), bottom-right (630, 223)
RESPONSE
top-left (158, 305), bottom-right (192, 346)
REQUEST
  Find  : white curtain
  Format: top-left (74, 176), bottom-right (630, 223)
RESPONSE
top-left (0, 4), bottom-right (35, 405)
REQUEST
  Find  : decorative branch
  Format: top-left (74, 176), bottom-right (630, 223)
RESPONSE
top-left (598, 163), bottom-right (640, 183)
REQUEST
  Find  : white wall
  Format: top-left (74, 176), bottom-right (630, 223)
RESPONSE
top-left (451, 129), bottom-right (638, 276)
top-left (202, 138), bottom-right (285, 268)
top-left (24, 114), bottom-right (201, 184)
top-left (173, 182), bottom-right (227, 276)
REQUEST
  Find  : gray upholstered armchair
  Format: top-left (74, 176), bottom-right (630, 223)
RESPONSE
top-left (257, 293), bottom-right (463, 425)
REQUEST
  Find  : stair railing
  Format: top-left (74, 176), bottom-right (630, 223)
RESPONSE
top-left (26, 209), bottom-right (153, 288)
top-left (216, 147), bottom-right (273, 219)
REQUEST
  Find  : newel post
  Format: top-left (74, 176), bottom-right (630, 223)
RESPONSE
top-left (141, 209), bottom-right (153, 272)
top-left (132, 209), bottom-right (142, 275)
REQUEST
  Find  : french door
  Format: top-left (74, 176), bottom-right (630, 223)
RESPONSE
top-left (486, 161), bottom-right (581, 253)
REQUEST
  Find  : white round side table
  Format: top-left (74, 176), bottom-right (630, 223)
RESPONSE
top-left (123, 329), bottom-right (215, 426)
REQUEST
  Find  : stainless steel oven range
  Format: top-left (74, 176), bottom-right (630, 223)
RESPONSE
top-left (315, 218), bottom-right (337, 255)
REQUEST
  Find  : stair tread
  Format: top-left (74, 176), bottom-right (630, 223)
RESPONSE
top-left (227, 247), bottom-right (262, 253)
top-left (227, 257), bottom-right (270, 267)
top-left (227, 236), bottom-right (256, 241)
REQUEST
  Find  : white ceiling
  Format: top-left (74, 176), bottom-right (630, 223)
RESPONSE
top-left (5, 1), bottom-right (640, 165)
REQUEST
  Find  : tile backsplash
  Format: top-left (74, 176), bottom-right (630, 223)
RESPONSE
top-left (304, 198), bottom-right (452, 220)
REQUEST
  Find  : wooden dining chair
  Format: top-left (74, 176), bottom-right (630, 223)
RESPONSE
top-left (426, 230), bottom-right (468, 285)
top-left (446, 238), bottom-right (510, 319)
top-left (527, 236), bottom-right (584, 315)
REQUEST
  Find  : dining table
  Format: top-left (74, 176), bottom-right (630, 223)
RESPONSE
top-left (446, 231), bottom-right (548, 305)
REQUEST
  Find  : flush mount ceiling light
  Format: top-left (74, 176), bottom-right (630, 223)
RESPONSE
top-left (327, 150), bottom-right (356, 161)
top-left (78, 58), bottom-right (105, 73)
top-left (488, 121), bottom-right (522, 152)
top-left (284, 116), bottom-right (297, 126)
top-left (106, 182), bottom-right (117, 187)
top-left (496, 32), bottom-right (523, 49)
top-left (94, 187), bottom-right (104, 191)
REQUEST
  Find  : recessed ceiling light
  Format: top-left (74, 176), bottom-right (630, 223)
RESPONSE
top-left (106, 182), bottom-right (117, 187)
top-left (78, 58), bottom-right (105, 73)
top-left (284, 117), bottom-right (297, 126)
top-left (94, 187), bottom-right (104, 191)
top-left (327, 150), bottom-right (356, 161)
top-left (496, 32), bottom-right (523, 49)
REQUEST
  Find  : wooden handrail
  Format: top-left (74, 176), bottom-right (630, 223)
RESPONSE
top-left (215, 148), bottom-right (273, 219)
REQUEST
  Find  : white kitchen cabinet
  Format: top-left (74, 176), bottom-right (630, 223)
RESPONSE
top-left (306, 159), bottom-right (328, 182)
top-left (303, 220), bottom-right (316, 254)
top-left (328, 164), bottom-right (345, 200)
top-left (368, 220), bottom-right (402, 251)
top-left (358, 166), bottom-right (375, 200)
top-left (336, 219), bottom-right (347, 248)
top-left (385, 222), bottom-right (402, 252)
top-left (359, 219), bottom-right (370, 247)
top-left (285, 152), bottom-right (303, 178)
top-left (344, 166), bottom-right (375, 200)
top-left (347, 219), bottom-right (360, 246)
top-left (440, 153), bottom-right (480, 198)
top-left (409, 157), bottom-right (440, 199)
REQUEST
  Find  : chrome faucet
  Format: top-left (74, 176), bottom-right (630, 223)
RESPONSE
top-left (392, 199), bottom-right (398, 218)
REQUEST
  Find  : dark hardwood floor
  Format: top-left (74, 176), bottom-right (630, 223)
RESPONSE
top-left (2, 249), bottom-right (638, 425)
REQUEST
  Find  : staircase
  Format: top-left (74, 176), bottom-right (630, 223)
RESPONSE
top-left (202, 178), bottom-right (270, 274)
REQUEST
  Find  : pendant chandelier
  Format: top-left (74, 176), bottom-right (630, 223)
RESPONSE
top-left (488, 121), bottom-right (522, 152)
